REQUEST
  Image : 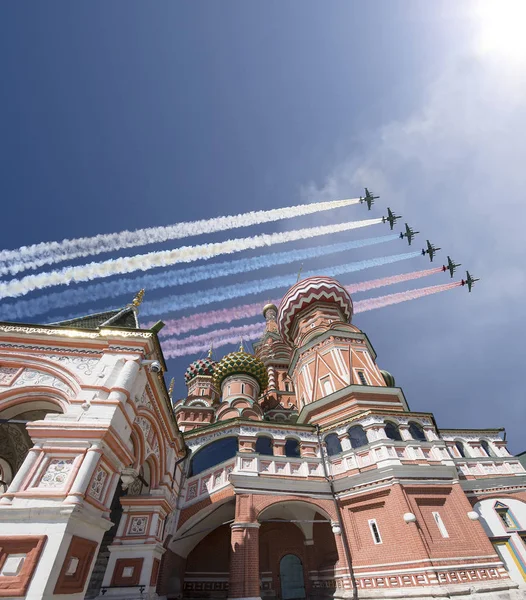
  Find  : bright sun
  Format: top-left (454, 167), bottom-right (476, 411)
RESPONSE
top-left (475, 0), bottom-right (526, 60)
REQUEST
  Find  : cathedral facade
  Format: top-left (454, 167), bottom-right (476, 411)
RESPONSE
top-left (0, 276), bottom-right (524, 600)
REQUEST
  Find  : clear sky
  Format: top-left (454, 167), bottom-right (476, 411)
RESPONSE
top-left (1, 2), bottom-right (525, 451)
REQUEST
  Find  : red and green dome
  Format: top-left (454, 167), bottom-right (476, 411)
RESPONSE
top-left (213, 350), bottom-right (268, 391)
top-left (184, 357), bottom-right (217, 384)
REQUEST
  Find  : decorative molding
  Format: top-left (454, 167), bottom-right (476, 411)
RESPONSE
top-left (12, 368), bottom-right (74, 397)
top-left (128, 516), bottom-right (149, 536)
top-left (37, 458), bottom-right (74, 489)
top-left (88, 465), bottom-right (109, 502)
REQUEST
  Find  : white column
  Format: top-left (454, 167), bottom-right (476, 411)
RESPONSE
top-left (0, 443), bottom-right (42, 504)
top-left (65, 442), bottom-right (104, 504)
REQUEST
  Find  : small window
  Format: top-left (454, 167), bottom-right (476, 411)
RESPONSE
top-left (285, 438), bottom-right (301, 458)
top-left (310, 323), bottom-right (315, 329)
top-left (284, 382), bottom-right (290, 392)
top-left (241, 383), bottom-right (245, 394)
top-left (200, 387), bottom-right (206, 396)
top-left (356, 371), bottom-right (368, 386)
top-left (495, 503), bottom-right (519, 530)
top-left (255, 436), bottom-right (273, 456)
top-left (432, 512), bottom-right (449, 538)
top-left (368, 519), bottom-right (382, 544)
top-left (324, 433), bottom-right (342, 457)
top-left (348, 425), bottom-right (368, 449)
top-left (320, 376), bottom-right (334, 396)
top-left (384, 422), bottom-right (402, 441)
top-left (408, 422), bottom-right (427, 442)
top-left (480, 440), bottom-right (494, 457)
top-left (227, 384), bottom-right (231, 396)
top-left (455, 441), bottom-right (467, 458)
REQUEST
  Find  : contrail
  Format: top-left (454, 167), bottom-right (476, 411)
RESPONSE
top-left (153, 267), bottom-right (443, 337)
top-left (0, 217), bottom-right (381, 300)
top-left (354, 281), bottom-right (461, 313)
top-left (0, 234), bottom-right (398, 322)
top-left (162, 281), bottom-right (461, 358)
top-left (0, 198), bottom-right (360, 277)
top-left (140, 251), bottom-right (421, 317)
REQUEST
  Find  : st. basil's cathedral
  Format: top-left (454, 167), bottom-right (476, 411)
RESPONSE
top-left (0, 275), bottom-right (524, 600)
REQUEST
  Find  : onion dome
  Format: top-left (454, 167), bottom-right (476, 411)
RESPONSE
top-left (380, 370), bottom-right (396, 387)
top-left (213, 349), bottom-right (269, 391)
top-left (278, 276), bottom-right (353, 344)
top-left (184, 357), bottom-right (217, 384)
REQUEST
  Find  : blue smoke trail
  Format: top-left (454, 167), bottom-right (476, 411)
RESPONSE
top-left (139, 251), bottom-right (422, 317)
top-left (1, 234), bottom-right (398, 322)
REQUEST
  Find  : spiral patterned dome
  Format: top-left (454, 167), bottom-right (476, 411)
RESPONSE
top-left (213, 350), bottom-right (269, 391)
top-left (184, 357), bottom-right (217, 384)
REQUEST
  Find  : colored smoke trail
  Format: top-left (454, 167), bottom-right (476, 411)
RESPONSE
top-left (163, 281), bottom-right (461, 358)
top-left (140, 251), bottom-right (421, 317)
top-left (347, 267), bottom-right (444, 294)
top-left (0, 217), bottom-right (381, 300)
top-left (161, 322), bottom-right (264, 357)
top-left (0, 198), bottom-right (360, 277)
top-left (0, 234), bottom-right (398, 322)
top-left (354, 282), bottom-right (461, 313)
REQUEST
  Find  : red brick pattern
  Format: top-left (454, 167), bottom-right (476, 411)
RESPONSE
top-left (54, 535), bottom-right (99, 594)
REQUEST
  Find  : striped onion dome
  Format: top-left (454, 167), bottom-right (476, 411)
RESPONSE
top-left (184, 357), bottom-right (217, 384)
top-left (278, 276), bottom-right (353, 344)
top-left (213, 349), bottom-right (268, 391)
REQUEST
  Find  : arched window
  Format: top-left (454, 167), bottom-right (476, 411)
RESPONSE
top-left (455, 441), bottom-right (467, 458)
top-left (189, 437), bottom-right (239, 477)
top-left (384, 422), bottom-right (402, 442)
top-left (348, 425), bottom-right (368, 449)
top-left (408, 422), bottom-right (426, 442)
top-left (480, 440), bottom-right (494, 457)
top-left (324, 433), bottom-right (342, 456)
top-left (255, 436), bottom-right (274, 456)
top-left (285, 438), bottom-right (300, 458)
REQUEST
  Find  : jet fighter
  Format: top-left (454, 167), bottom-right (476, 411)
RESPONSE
top-left (421, 240), bottom-right (441, 262)
top-left (399, 223), bottom-right (419, 246)
top-left (359, 188), bottom-right (379, 210)
top-left (382, 207), bottom-right (401, 230)
top-left (442, 256), bottom-right (461, 278)
top-left (461, 271), bottom-right (479, 292)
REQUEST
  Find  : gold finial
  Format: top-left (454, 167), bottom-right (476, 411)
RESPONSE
top-left (296, 264), bottom-right (303, 283)
top-left (208, 343), bottom-right (213, 358)
top-left (132, 289), bottom-right (145, 307)
top-left (168, 377), bottom-right (175, 398)
top-left (239, 338), bottom-right (245, 352)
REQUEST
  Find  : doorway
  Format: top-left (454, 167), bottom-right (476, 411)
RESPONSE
top-left (279, 554), bottom-right (306, 600)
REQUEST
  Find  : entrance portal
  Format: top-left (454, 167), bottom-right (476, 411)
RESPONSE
top-left (279, 554), bottom-right (306, 600)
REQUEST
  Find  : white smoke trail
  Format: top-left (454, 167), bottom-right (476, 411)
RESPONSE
top-left (0, 218), bottom-right (381, 300)
top-left (0, 198), bottom-right (360, 276)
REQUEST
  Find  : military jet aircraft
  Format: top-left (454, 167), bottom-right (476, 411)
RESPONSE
top-left (461, 271), bottom-right (479, 292)
top-left (359, 188), bottom-right (379, 210)
top-left (421, 240), bottom-right (441, 262)
top-left (399, 223), bottom-right (419, 246)
top-left (382, 207), bottom-right (401, 230)
top-left (442, 256), bottom-right (461, 278)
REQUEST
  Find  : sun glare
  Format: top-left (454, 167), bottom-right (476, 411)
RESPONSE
top-left (475, 0), bottom-right (526, 60)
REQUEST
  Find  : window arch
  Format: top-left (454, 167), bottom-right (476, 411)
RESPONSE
top-left (384, 422), bottom-right (402, 441)
top-left (285, 438), bottom-right (300, 458)
top-left (255, 436), bottom-right (274, 456)
top-left (408, 422), bottom-right (426, 442)
top-left (324, 433), bottom-right (342, 456)
top-left (189, 437), bottom-right (239, 477)
top-left (348, 425), bottom-right (368, 449)
top-left (455, 441), bottom-right (468, 458)
top-left (480, 440), bottom-right (494, 457)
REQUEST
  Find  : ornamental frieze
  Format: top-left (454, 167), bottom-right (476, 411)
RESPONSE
top-left (11, 368), bottom-right (75, 397)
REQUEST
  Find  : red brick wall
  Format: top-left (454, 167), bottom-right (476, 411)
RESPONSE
top-left (185, 524), bottom-right (231, 573)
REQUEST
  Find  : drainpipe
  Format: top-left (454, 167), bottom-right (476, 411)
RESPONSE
top-left (315, 424), bottom-right (358, 600)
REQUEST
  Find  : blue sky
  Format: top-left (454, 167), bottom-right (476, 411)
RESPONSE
top-left (1, 2), bottom-right (524, 451)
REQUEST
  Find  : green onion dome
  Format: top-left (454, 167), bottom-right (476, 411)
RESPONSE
top-left (380, 370), bottom-right (396, 387)
top-left (213, 349), bottom-right (269, 392)
top-left (184, 357), bottom-right (217, 384)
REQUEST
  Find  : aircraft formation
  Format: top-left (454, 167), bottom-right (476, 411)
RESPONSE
top-left (360, 188), bottom-right (479, 292)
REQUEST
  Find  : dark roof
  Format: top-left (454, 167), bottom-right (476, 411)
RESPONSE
top-left (51, 306), bottom-right (139, 330)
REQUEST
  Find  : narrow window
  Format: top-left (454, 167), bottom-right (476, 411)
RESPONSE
top-left (284, 382), bottom-right (290, 392)
top-left (432, 512), bottom-right (449, 538)
top-left (241, 383), bottom-right (245, 394)
top-left (495, 505), bottom-right (519, 530)
top-left (384, 422), bottom-right (402, 441)
top-left (324, 433), bottom-right (342, 456)
top-left (357, 371), bottom-right (368, 386)
top-left (285, 438), bottom-right (301, 458)
top-left (320, 376), bottom-right (334, 396)
top-left (455, 441), bottom-right (467, 457)
top-left (368, 519), bottom-right (382, 544)
top-left (481, 440), bottom-right (494, 457)
top-left (200, 387), bottom-right (206, 396)
top-left (255, 436), bottom-right (273, 456)
top-left (227, 384), bottom-right (231, 396)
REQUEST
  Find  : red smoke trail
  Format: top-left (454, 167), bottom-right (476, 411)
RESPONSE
top-left (347, 267), bottom-right (444, 294)
top-left (354, 282), bottom-right (461, 313)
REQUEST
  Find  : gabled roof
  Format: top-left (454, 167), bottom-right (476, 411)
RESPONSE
top-left (51, 306), bottom-right (139, 330)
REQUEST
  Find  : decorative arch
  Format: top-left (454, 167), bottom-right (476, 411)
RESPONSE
top-left (408, 421), bottom-right (427, 442)
top-left (255, 496), bottom-right (337, 523)
top-left (188, 437), bottom-right (239, 477)
top-left (134, 411), bottom-right (166, 480)
top-left (384, 421), bottom-right (403, 442)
